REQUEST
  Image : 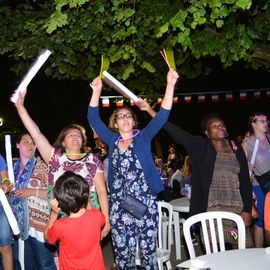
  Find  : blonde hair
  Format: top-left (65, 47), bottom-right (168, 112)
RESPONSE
top-left (182, 156), bottom-right (192, 178)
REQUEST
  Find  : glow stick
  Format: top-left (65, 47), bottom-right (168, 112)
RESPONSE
top-left (5, 135), bottom-right (15, 184)
top-left (249, 138), bottom-right (260, 177)
top-left (164, 50), bottom-right (176, 70)
top-left (10, 49), bottom-right (52, 103)
top-left (160, 50), bottom-right (170, 68)
top-left (3, 135), bottom-right (20, 236)
top-left (99, 55), bottom-right (110, 79)
top-left (102, 71), bottom-right (139, 102)
top-left (0, 189), bottom-right (20, 236)
top-left (19, 239), bottom-right (25, 270)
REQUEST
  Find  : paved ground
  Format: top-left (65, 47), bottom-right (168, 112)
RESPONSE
top-left (101, 230), bottom-right (203, 269)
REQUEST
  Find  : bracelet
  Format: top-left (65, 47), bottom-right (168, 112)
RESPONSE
top-left (1, 178), bottom-right (12, 188)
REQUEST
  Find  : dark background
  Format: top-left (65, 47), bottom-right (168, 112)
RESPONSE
top-left (0, 55), bottom-right (270, 159)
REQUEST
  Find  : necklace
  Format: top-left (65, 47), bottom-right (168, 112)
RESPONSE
top-left (64, 152), bottom-right (87, 156)
top-left (118, 129), bottom-right (140, 142)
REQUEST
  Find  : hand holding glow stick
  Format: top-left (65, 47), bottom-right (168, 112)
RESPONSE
top-left (102, 71), bottom-right (139, 102)
top-left (0, 189), bottom-right (20, 236)
top-left (249, 138), bottom-right (260, 177)
top-left (10, 49), bottom-right (52, 103)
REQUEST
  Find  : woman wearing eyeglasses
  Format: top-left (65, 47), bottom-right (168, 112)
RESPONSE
top-left (242, 112), bottom-right (270, 247)
top-left (88, 69), bottom-right (179, 270)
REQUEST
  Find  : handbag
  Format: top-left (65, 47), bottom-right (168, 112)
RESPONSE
top-left (119, 194), bottom-right (147, 219)
top-left (255, 170), bottom-right (270, 195)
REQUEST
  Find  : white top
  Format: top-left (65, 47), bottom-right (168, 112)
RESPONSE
top-left (170, 197), bottom-right (190, 213)
top-left (178, 248), bottom-right (270, 270)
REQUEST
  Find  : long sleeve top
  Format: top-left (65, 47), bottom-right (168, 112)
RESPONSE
top-left (164, 122), bottom-right (252, 216)
top-left (88, 106), bottom-right (170, 195)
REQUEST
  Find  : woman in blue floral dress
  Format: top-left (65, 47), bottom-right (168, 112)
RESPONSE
top-left (88, 69), bottom-right (179, 270)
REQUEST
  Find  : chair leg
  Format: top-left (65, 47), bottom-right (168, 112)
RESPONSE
top-left (173, 211), bottom-right (181, 260)
top-left (157, 259), bottom-right (164, 270)
top-left (162, 223), bottom-right (167, 249)
top-left (165, 260), bottom-right (172, 270)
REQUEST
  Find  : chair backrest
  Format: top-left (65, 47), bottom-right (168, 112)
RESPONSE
top-left (183, 211), bottom-right (246, 259)
top-left (157, 201), bottom-right (173, 251)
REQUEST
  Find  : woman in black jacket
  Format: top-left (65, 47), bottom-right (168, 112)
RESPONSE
top-left (141, 105), bottom-right (253, 247)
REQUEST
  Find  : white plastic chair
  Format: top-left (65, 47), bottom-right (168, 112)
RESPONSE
top-left (183, 211), bottom-right (246, 259)
top-left (136, 201), bottom-right (173, 270)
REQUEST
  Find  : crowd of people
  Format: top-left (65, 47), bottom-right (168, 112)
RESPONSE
top-left (0, 68), bottom-right (270, 269)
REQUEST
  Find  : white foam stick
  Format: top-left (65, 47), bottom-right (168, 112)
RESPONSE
top-left (10, 49), bottom-right (52, 103)
top-left (249, 138), bottom-right (260, 177)
top-left (3, 135), bottom-right (20, 236)
top-left (102, 71), bottom-right (139, 102)
top-left (0, 189), bottom-right (20, 236)
top-left (5, 135), bottom-right (15, 184)
top-left (19, 239), bottom-right (25, 270)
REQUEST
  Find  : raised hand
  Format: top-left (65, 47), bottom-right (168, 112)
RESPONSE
top-left (90, 76), bottom-right (103, 93)
top-left (14, 89), bottom-right (27, 109)
top-left (167, 68), bottom-right (180, 86)
top-left (136, 97), bottom-right (150, 111)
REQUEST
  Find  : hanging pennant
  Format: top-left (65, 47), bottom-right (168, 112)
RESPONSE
top-left (157, 98), bottom-right (163, 104)
top-left (240, 92), bottom-right (247, 101)
top-left (173, 97), bottom-right (178, 103)
top-left (266, 91), bottom-right (270, 98)
top-left (130, 100), bottom-right (135, 106)
top-left (254, 91), bottom-right (260, 100)
top-left (116, 99), bottom-right (124, 107)
top-left (102, 97), bottom-right (110, 107)
top-left (212, 94), bottom-right (219, 103)
top-left (184, 96), bottom-right (191, 103)
top-left (226, 93), bottom-right (233, 102)
top-left (198, 95), bottom-right (205, 103)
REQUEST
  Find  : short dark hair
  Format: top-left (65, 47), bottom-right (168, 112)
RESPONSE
top-left (16, 130), bottom-right (32, 144)
top-left (200, 113), bottom-right (224, 134)
top-left (53, 172), bottom-right (89, 215)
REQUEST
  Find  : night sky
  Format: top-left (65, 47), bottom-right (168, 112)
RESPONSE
top-left (1, 54), bottom-right (270, 158)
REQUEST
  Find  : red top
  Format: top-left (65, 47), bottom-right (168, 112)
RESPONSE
top-left (48, 209), bottom-right (105, 270)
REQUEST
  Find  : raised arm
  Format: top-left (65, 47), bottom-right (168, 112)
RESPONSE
top-left (89, 77), bottom-right (102, 107)
top-left (88, 77), bottom-right (115, 145)
top-left (161, 68), bottom-right (179, 110)
top-left (14, 90), bottom-right (53, 164)
top-left (137, 69), bottom-right (179, 116)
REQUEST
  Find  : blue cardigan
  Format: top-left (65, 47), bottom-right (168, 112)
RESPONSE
top-left (88, 106), bottom-right (170, 195)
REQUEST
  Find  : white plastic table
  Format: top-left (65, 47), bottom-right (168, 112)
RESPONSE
top-left (177, 248), bottom-right (270, 270)
top-left (170, 197), bottom-right (190, 260)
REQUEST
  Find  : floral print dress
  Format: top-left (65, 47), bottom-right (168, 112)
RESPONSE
top-left (110, 142), bottom-right (159, 270)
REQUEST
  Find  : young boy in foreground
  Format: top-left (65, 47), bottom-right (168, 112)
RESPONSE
top-left (44, 171), bottom-right (106, 270)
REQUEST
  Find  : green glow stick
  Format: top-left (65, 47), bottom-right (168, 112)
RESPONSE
top-left (99, 55), bottom-right (110, 78)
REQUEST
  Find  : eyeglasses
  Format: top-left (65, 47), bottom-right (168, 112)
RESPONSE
top-left (115, 113), bottom-right (133, 120)
top-left (256, 119), bottom-right (269, 124)
top-left (209, 123), bottom-right (225, 129)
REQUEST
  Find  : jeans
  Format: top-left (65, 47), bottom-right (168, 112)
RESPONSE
top-left (13, 236), bottom-right (56, 270)
top-left (0, 204), bottom-right (13, 247)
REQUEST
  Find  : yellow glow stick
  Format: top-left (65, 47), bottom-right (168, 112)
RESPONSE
top-left (99, 55), bottom-right (110, 79)
top-left (164, 49), bottom-right (176, 70)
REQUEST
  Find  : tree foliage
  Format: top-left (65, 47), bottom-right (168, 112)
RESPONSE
top-left (0, 0), bottom-right (269, 96)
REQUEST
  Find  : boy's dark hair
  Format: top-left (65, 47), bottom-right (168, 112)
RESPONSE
top-left (53, 171), bottom-right (89, 215)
